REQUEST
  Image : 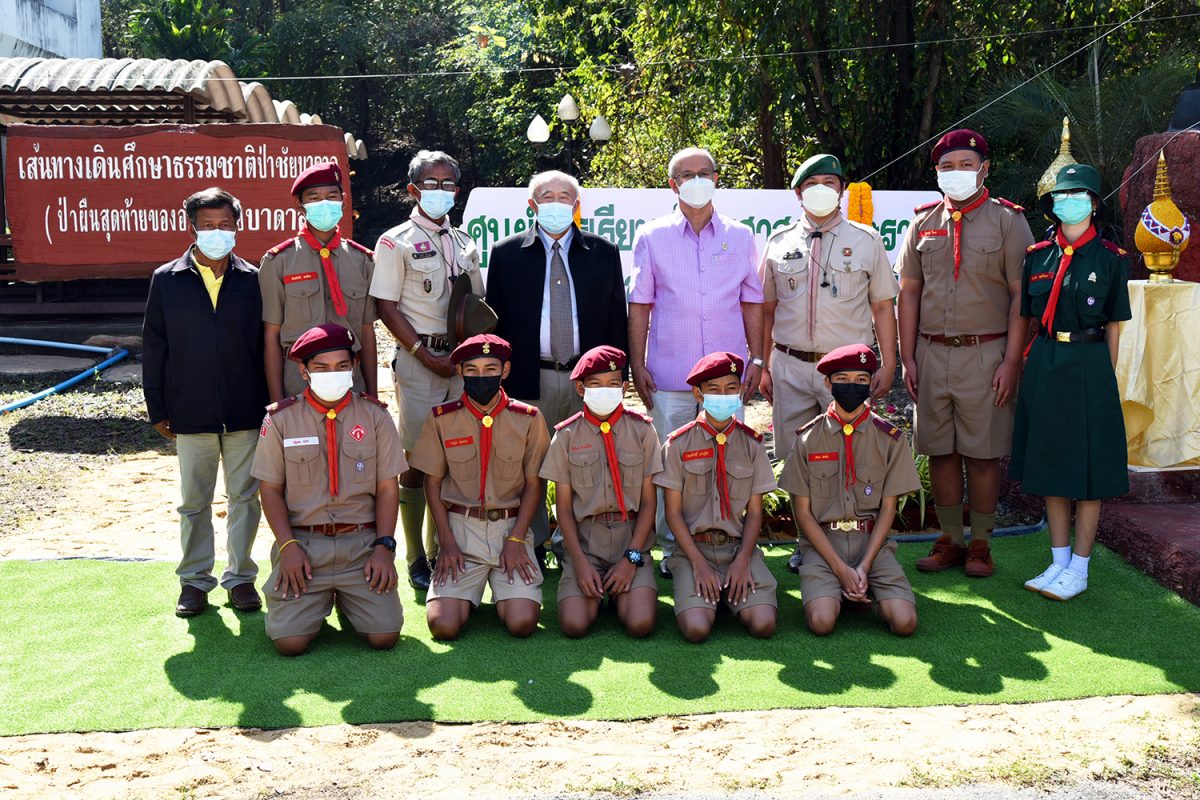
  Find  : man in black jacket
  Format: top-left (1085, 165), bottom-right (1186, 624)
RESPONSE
top-left (143, 188), bottom-right (269, 618)
top-left (485, 170), bottom-right (629, 553)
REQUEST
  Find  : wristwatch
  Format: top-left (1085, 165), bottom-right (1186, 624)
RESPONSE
top-left (371, 536), bottom-right (397, 553)
top-left (624, 548), bottom-right (645, 567)
top-left (749, 357), bottom-right (765, 368)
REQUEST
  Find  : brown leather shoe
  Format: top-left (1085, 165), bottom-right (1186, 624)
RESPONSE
top-left (175, 585), bottom-right (208, 617)
top-left (227, 582), bottom-right (262, 612)
top-left (964, 540), bottom-right (995, 577)
top-left (915, 535), bottom-right (967, 572)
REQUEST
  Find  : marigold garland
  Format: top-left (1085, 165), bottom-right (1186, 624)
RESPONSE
top-left (847, 181), bottom-right (874, 226)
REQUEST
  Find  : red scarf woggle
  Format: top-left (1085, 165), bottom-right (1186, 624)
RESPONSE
top-left (697, 418), bottom-right (737, 520)
top-left (829, 402), bottom-right (871, 488)
top-left (946, 189), bottom-right (990, 281)
top-left (584, 404), bottom-right (628, 520)
top-left (299, 226), bottom-right (348, 317)
top-left (304, 388), bottom-right (353, 497)
top-left (462, 390), bottom-right (509, 504)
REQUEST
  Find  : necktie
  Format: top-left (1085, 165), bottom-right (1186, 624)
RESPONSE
top-left (584, 405), bottom-right (628, 520)
top-left (298, 226), bottom-right (348, 317)
top-left (697, 418), bottom-right (736, 520)
top-left (1024, 224), bottom-right (1098, 358)
top-left (304, 389), bottom-right (353, 497)
top-left (549, 241), bottom-right (573, 363)
top-left (829, 402), bottom-right (871, 488)
top-left (945, 189), bottom-right (990, 281)
top-left (461, 390), bottom-right (510, 505)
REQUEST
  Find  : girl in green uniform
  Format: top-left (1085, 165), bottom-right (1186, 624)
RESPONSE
top-left (1010, 163), bottom-right (1130, 601)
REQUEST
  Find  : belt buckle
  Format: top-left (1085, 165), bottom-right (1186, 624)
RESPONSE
top-left (321, 522), bottom-right (338, 537)
top-left (712, 530), bottom-right (729, 545)
top-left (1056, 331), bottom-right (1072, 343)
top-left (950, 336), bottom-right (963, 347)
top-left (486, 508), bottom-right (503, 522)
top-left (832, 520), bottom-right (857, 532)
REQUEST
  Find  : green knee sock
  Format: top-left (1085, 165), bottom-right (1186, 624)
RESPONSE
top-left (969, 510), bottom-right (996, 543)
top-left (399, 486), bottom-right (427, 566)
top-left (424, 512), bottom-right (439, 562)
top-left (935, 504), bottom-right (966, 545)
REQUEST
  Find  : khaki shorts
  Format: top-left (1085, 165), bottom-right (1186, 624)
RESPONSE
top-left (427, 512), bottom-right (544, 607)
top-left (668, 540), bottom-right (778, 615)
top-left (264, 529), bottom-right (403, 640)
top-left (770, 350), bottom-right (832, 448)
top-left (558, 517), bottom-right (657, 601)
top-left (392, 344), bottom-right (461, 451)
top-left (914, 335), bottom-right (1014, 459)
top-left (796, 531), bottom-right (914, 605)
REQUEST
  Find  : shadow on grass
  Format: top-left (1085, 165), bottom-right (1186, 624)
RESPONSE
top-left (7, 415), bottom-right (172, 455)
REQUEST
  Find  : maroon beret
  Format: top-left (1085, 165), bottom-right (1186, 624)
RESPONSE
top-left (288, 323), bottom-right (356, 363)
top-left (451, 333), bottom-right (511, 365)
top-left (570, 345), bottom-right (627, 381)
top-left (686, 351), bottom-right (744, 387)
top-left (816, 344), bottom-right (879, 376)
top-left (291, 161), bottom-right (344, 196)
top-left (931, 128), bottom-right (989, 163)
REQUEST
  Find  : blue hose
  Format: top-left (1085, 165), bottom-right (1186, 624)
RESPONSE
top-left (0, 338), bottom-right (131, 414)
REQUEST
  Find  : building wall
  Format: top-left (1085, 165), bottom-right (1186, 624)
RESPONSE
top-left (0, 0), bottom-right (102, 59)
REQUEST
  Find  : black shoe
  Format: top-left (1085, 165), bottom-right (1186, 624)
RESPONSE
top-left (227, 582), bottom-right (262, 612)
top-left (787, 548), bottom-right (803, 574)
top-left (175, 585), bottom-right (208, 618)
top-left (658, 560), bottom-right (672, 580)
top-left (408, 557), bottom-right (432, 591)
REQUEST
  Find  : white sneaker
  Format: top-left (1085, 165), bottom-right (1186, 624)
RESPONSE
top-left (1041, 570), bottom-right (1088, 601)
top-left (1024, 564), bottom-right (1065, 593)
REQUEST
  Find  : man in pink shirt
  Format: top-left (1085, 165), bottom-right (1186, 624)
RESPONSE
top-left (628, 147), bottom-right (765, 573)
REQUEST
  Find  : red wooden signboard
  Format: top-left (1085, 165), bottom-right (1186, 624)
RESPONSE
top-left (4, 123), bottom-right (353, 281)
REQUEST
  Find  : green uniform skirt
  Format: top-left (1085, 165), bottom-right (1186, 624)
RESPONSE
top-left (1010, 336), bottom-right (1129, 500)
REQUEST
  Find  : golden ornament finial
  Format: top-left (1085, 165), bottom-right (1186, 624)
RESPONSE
top-left (1135, 149), bottom-right (1191, 283)
top-left (1036, 117), bottom-right (1076, 198)
top-left (1152, 150), bottom-right (1171, 201)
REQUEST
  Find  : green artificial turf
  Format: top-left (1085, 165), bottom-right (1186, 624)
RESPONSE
top-left (1, 534), bottom-right (1198, 735)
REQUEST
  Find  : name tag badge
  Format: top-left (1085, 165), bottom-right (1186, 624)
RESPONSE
top-left (283, 272), bottom-right (318, 284)
top-left (808, 452), bottom-right (838, 462)
top-left (918, 229), bottom-right (948, 238)
top-left (446, 436), bottom-right (474, 448)
top-left (682, 448), bottom-right (713, 462)
top-left (284, 436), bottom-right (320, 448)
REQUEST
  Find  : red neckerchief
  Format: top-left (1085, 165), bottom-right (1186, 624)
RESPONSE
top-left (696, 416), bottom-right (738, 520)
top-left (461, 390), bottom-right (509, 504)
top-left (946, 188), bottom-right (990, 281)
top-left (828, 402), bottom-right (871, 488)
top-left (298, 225), bottom-right (348, 317)
top-left (1024, 225), bottom-right (1098, 359)
top-left (304, 388), bottom-right (353, 497)
top-left (584, 404), bottom-right (628, 520)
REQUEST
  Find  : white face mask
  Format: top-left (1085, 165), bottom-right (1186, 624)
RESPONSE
top-left (936, 168), bottom-right (982, 202)
top-left (583, 386), bottom-right (623, 417)
top-left (801, 184), bottom-right (841, 217)
top-left (677, 177), bottom-right (715, 208)
top-left (308, 370), bottom-right (354, 403)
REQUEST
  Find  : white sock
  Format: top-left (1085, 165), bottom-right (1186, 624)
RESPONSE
top-left (1051, 546), bottom-right (1072, 569)
top-left (1067, 553), bottom-right (1090, 578)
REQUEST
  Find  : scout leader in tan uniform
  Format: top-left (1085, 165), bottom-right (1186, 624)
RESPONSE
top-left (539, 345), bottom-right (663, 639)
top-left (779, 344), bottom-right (921, 637)
top-left (369, 150), bottom-right (490, 591)
top-left (260, 161), bottom-right (378, 403)
top-left (896, 128), bottom-right (1034, 577)
top-left (759, 153), bottom-right (899, 438)
top-left (251, 324), bottom-right (407, 656)
top-left (656, 352), bottom-right (779, 643)
top-left (409, 334), bottom-right (551, 640)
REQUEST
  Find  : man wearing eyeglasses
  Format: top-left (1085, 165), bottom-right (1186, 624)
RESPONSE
top-left (369, 150), bottom-right (485, 590)
top-left (628, 147), bottom-right (765, 575)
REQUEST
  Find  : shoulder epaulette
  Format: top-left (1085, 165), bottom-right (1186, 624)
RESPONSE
top-left (871, 414), bottom-right (904, 441)
top-left (992, 197), bottom-right (1025, 213)
top-left (624, 408), bottom-right (653, 424)
top-left (667, 420), bottom-right (700, 441)
top-left (508, 400), bottom-right (540, 417)
top-left (914, 199), bottom-right (941, 214)
top-left (734, 419), bottom-right (765, 443)
top-left (555, 411), bottom-right (584, 431)
top-left (264, 237), bottom-right (297, 258)
top-left (345, 239), bottom-right (374, 257)
top-left (1101, 240), bottom-right (1128, 257)
top-left (266, 396), bottom-right (297, 415)
top-left (432, 399), bottom-right (464, 417)
top-left (795, 415), bottom-right (823, 436)
top-left (357, 392), bottom-right (387, 409)
top-left (1026, 240), bottom-right (1054, 253)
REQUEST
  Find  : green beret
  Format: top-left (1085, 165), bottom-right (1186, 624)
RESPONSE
top-left (1050, 163), bottom-right (1101, 196)
top-left (790, 154), bottom-right (844, 189)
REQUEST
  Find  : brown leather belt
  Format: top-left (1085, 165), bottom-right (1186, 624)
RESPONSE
top-left (539, 356), bottom-right (580, 372)
top-left (419, 333), bottom-right (451, 352)
top-left (296, 522), bottom-right (375, 536)
top-left (823, 519), bottom-right (874, 534)
top-left (447, 504), bottom-right (519, 521)
top-left (921, 332), bottom-right (1006, 347)
top-left (774, 343), bottom-right (825, 363)
top-left (588, 510), bottom-right (636, 524)
top-left (1039, 325), bottom-right (1106, 344)
top-left (692, 529), bottom-right (736, 545)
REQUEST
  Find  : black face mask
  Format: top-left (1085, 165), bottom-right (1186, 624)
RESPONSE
top-left (831, 382), bottom-right (871, 414)
top-left (463, 375), bottom-right (502, 406)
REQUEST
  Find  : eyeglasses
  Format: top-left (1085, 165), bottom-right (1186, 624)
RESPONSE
top-left (195, 222), bottom-right (237, 231)
top-left (673, 169), bottom-right (715, 182)
top-left (418, 179), bottom-right (458, 191)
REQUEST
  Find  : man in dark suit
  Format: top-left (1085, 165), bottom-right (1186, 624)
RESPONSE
top-left (485, 170), bottom-right (629, 552)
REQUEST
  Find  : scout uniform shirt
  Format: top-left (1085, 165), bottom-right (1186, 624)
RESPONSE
top-left (539, 406), bottom-right (663, 518)
top-left (408, 392), bottom-right (551, 510)
top-left (251, 391), bottom-right (408, 526)
top-left (655, 416), bottom-right (777, 537)
top-left (368, 211), bottom-right (484, 337)
top-left (896, 192), bottom-right (1034, 336)
top-left (760, 217), bottom-right (898, 353)
top-left (778, 408), bottom-right (920, 523)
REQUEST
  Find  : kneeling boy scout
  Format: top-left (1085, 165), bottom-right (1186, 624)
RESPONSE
top-left (409, 334), bottom-right (551, 639)
top-left (657, 352), bottom-right (778, 643)
top-left (778, 344), bottom-right (921, 636)
top-left (252, 323), bottom-right (407, 656)
top-left (540, 345), bottom-right (662, 638)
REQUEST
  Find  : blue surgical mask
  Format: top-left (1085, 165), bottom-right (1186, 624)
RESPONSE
top-left (194, 229), bottom-right (236, 260)
top-left (702, 393), bottom-right (742, 422)
top-left (1052, 193), bottom-right (1093, 225)
top-left (303, 200), bottom-right (343, 232)
top-left (536, 201), bottom-right (575, 235)
top-left (418, 189), bottom-right (455, 220)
